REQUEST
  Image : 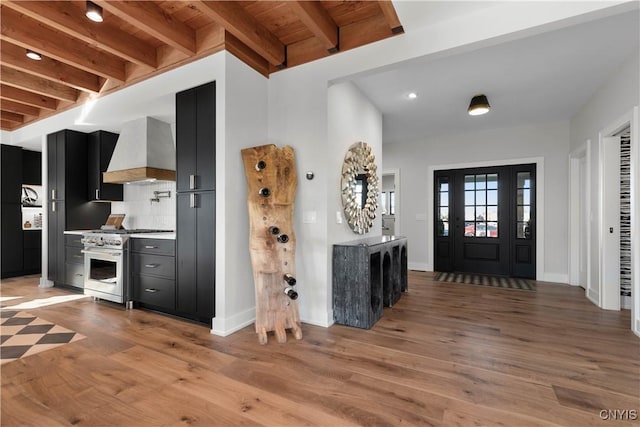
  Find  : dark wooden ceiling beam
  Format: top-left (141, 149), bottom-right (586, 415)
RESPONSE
top-left (288, 1), bottom-right (338, 53)
top-left (0, 84), bottom-right (57, 111)
top-left (96, 0), bottom-right (196, 56)
top-left (1, 66), bottom-right (79, 102)
top-left (0, 41), bottom-right (101, 93)
top-left (3, 0), bottom-right (157, 69)
top-left (1, 99), bottom-right (41, 117)
top-left (0, 6), bottom-right (127, 83)
top-left (194, 1), bottom-right (286, 67)
top-left (377, 1), bottom-right (404, 34)
top-left (1, 110), bottom-right (24, 123)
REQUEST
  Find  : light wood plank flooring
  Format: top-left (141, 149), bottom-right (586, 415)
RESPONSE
top-left (2, 272), bottom-right (638, 426)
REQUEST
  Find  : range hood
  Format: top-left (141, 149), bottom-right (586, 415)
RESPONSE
top-left (103, 117), bottom-right (176, 184)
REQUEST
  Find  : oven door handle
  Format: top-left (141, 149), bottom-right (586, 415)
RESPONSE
top-left (81, 250), bottom-right (122, 257)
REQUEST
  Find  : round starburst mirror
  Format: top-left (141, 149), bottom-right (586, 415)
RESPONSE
top-left (340, 141), bottom-right (379, 234)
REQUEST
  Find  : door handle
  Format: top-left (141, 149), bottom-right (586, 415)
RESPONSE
top-left (190, 193), bottom-right (196, 208)
top-left (95, 189), bottom-right (100, 200)
top-left (51, 189), bottom-right (56, 199)
top-left (52, 201), bottom-right (56, 212)
top-left (189, 174), bottom-right (196, 190)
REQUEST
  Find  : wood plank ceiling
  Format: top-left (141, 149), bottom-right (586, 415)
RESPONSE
top-left (0, 1), bottom-right (403, 131)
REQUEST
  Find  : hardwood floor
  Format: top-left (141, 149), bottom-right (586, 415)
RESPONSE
top-left (2, 272), bottom-right (638, 426)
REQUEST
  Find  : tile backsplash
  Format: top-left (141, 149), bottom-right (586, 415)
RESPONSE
top-left (110, 181), bottom-right (176, 230)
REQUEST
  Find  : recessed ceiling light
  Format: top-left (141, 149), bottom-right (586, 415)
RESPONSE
top-left (86, 1), bottom-right (103, 23)
top-left (26, 49), bottom-right (42, 61)
top-left (407, 92), bottom-right (418, 100)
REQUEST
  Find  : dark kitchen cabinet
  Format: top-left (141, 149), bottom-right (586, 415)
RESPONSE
top-left (176, 191), bottom-right (214, 322)
top-left (88, 130), bottom-right (122, 201)
top-left (1, 144), bottom-right (22, 204)
top-left (176, 81), bottom-right (216, 192)
top-left (1, 144), bottom-right (24, 278)
top-left (47, 130), bottom-right (111, 287)
top-left (22, 149), bottom-right (42, 185)
top-left (131, 238), bottom-right (176, 313)
top-left (175, 81), bottom-right (216, 324)
top-left (23, 230), bottom-right (42, 274)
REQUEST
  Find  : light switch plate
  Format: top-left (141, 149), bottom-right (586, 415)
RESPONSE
top-left (303, 211), bottom-right (317, 223)
top-left (336, 211), bottom-right (343, 224)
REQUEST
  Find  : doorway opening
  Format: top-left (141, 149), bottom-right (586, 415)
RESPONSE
top-left (434, 164), bottom-right (536, 279)
top-left (382, 169), bottom-right (400, 236)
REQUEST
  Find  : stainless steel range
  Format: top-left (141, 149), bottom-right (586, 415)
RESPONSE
top-left (81, 229), bottom-right (171, 305)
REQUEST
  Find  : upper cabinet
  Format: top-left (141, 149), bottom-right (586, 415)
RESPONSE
top-left (88, 131), bottom-right (123, 201)
top-left (22, 149), bottom-right (41, 185)
top-left (1, 144), bottom-right (22, 203)
top-left (176, 81), bottom-right (216, 192)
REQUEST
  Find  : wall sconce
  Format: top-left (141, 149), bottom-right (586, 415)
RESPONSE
top-left (468, 94), bottom-right (491, 116)
top-left (86, 1), bottom-right (104, 23)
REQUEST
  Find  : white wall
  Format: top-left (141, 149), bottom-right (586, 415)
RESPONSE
top-left (325, 81), bottom-right (382, 324)
top-left (570, 51), bottom-right (639, 332)
top-left (212, 53), bottom-right (268, 335)
top-left (383, 121), bottom-right (571, 280)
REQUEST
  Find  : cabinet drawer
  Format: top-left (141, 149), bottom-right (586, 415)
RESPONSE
top-left (133, 275), bottom-right (175, 310)
top-left (132, 254), bottom-right (175, 279)
top-left (131, 238), bottom-right (175, 256)
top-left (65, 234), bottom-right (84, 247)
top-left (65, 246), bottom-right (84, 265)
top-left (64, 262), bottom-right (85, 288)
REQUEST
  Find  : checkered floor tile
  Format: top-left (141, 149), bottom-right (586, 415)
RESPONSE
top-left (1, 310), bottom-right (85, 364)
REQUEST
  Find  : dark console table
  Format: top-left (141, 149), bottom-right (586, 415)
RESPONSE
top-left (333, 235), bottom-right (408, 329)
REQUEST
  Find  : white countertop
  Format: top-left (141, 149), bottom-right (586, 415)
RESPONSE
top-left (63, 230), bottom-right (176, 240)
top-left (129, 233), bottom-right (176, 240)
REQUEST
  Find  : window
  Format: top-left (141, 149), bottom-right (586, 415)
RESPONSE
top-left (516, 172), bottom-right (531, 239)
top-left (390, 191), bottom-right (395, 215)
top-left (464, 173), bottom-right (498, 238)
top-left (436, 178), bottom-right (449, 236)
top-left (381, 192), bottom-right (387, 214)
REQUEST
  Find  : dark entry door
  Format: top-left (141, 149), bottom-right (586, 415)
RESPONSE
top-left (434, 164), bottom-right (536, 278)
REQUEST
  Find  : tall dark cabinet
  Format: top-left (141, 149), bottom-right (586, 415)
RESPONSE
top-left (176, 81), bottom-right (216, 323)
top-left (47, 130), bottom-right (111, 288)
top-left (88, 130), bottom-right (123, 201)
top-left (1, 144), bottom-right (24, 278)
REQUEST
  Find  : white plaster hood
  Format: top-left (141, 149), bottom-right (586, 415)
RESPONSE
top-left (103, 117), bottom-right (176, 184)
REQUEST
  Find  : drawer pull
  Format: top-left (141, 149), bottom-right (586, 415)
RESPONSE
top-left (144, 245), bottom-right (158, 249)
top-left (144, 288), bottom-right (158, 293)
top-left (75, 273), bottom-right (83, 277)
top-left (144, 264), bottom-right (158, 268)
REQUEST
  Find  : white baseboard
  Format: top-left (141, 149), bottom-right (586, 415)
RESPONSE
top-left (39, 278), bottom-right (54, 288)
top-left (587, 288), bottom-right (599, 306)
top-left (540, 273), bottom-right (569, 284)
top-left (408, 262), bottom-right (430, 272)
top-left (210, 307), bottom-right (255, 337)
top-left (635, 319), bottom-right (640, 337)
top-left (301, 309), bottom-right (334, 328)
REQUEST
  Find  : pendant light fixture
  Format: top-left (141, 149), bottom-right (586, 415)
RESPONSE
top-left (468, 94), bottom-right (491, 116)
top-left (25, 49), bottom-right (42, 60)
top-left (86, 1), bottom-right (104, 23)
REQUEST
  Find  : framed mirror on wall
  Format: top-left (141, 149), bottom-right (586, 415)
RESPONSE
top-left (341, 141), bottom-right (379, 234)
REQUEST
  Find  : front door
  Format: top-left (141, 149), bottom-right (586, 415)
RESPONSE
top-left (434, 164), bottom-right (536, 278)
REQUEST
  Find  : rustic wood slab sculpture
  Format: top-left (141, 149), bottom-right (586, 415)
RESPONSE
top-left (241, 144), bottom-right (302, 344)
